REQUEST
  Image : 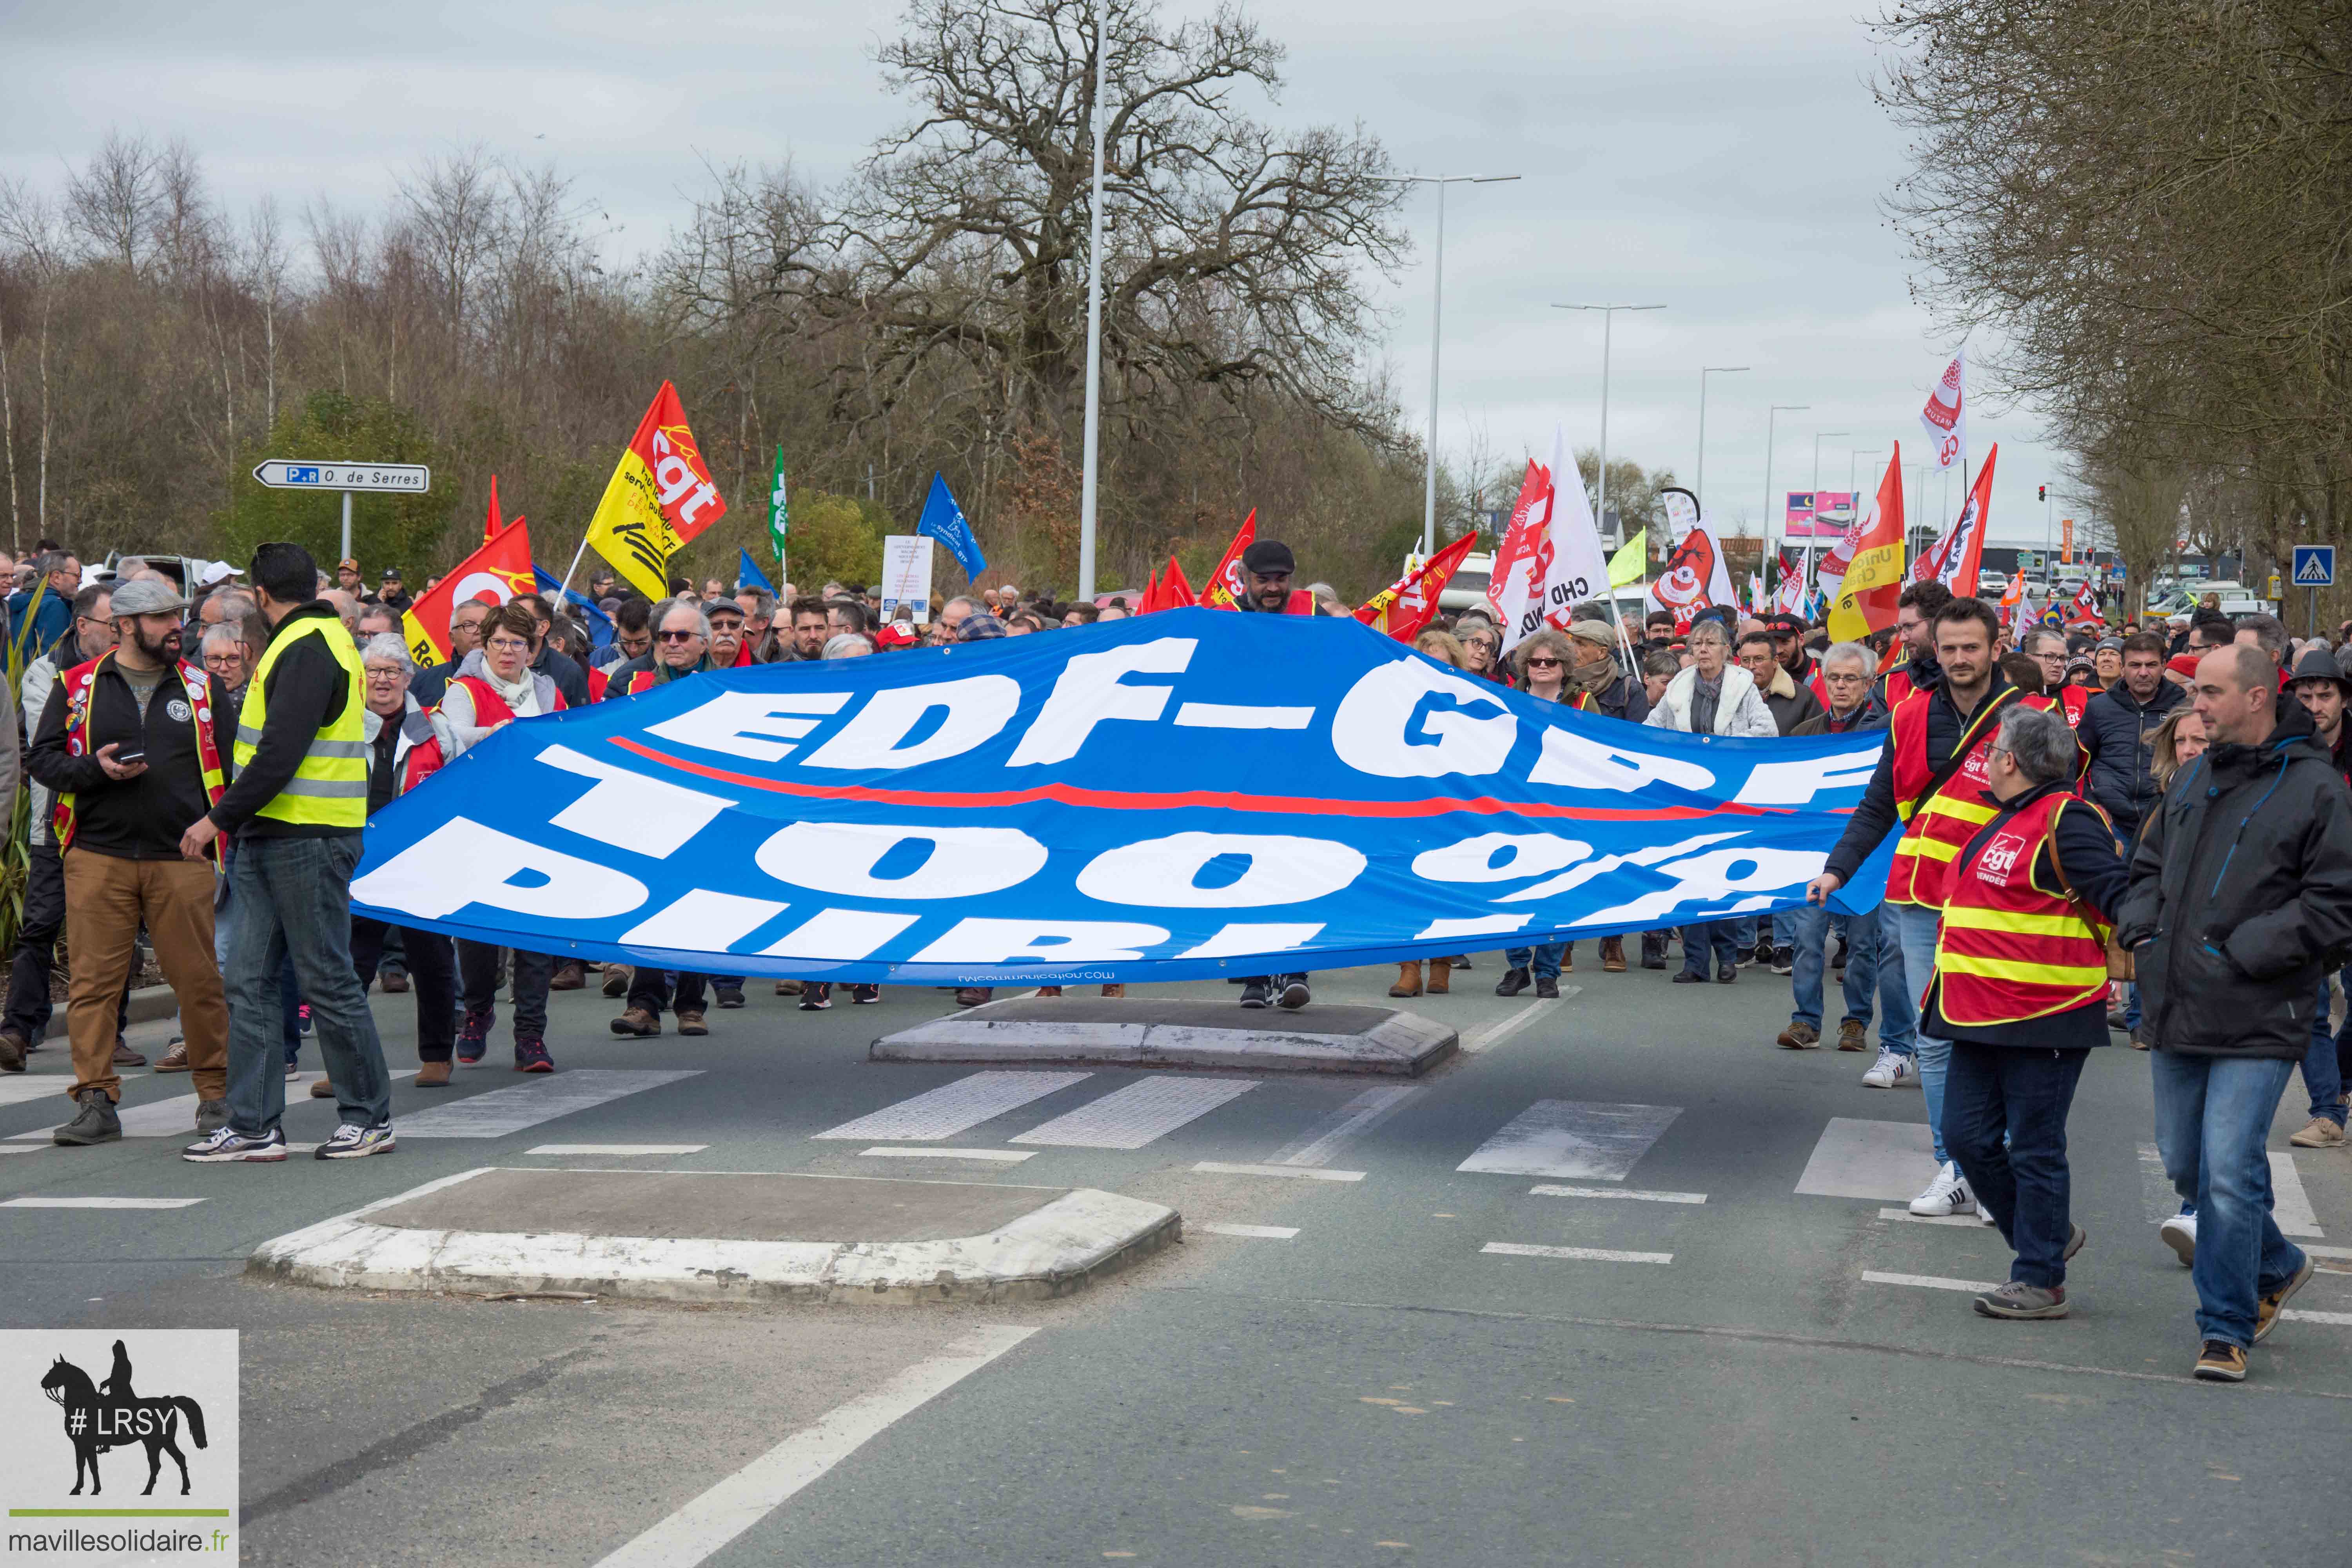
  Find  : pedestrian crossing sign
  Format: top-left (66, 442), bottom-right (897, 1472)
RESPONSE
top-left (2294, 545), bottom-right (2334, 587)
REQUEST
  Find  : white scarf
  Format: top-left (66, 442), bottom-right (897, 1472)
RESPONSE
top-left (481, 664), bottom-right (538, 717)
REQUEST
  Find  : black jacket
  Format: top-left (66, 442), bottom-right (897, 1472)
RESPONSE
top-left (2077, 678), bottom-right (2187, 837)
top-left (1824, 670), bottom-right (2016, 886)
top-left (2115, 702), bottom-right (2352, 1059)
top-left (409, 655), bottom-right (461, 710)
top-left (1924, 779), bottom-right (2129, 1051)
top-left (1560, 671), bottom-right (1651, 724)
top-left (28, 656), bottom-right (233, 859)
top-left (207, 602), bottom-right (359, 839)
top-left (535, 644), bottom-right (591, 709)
top-left (598, 652), bottom-right (708, 699)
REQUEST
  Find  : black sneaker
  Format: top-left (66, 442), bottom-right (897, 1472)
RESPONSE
top-left (456, 1007), bottom-right (492, 1064)
top-left (317, 1121), bottom-right (396, 1160)
top-left (1277, 976), bottom-right (1311, 1010)
top-left (799, 983), bottom-right (833, 1011)
top-left (514, 1037), bottom-right (555, 1074)
top-left (1771, 945), bottom-right (1794, 976)
top-left (1534, 976), bottom-right (1560, 1000)
top-left (850, 984), bottom-right (882, 1004)
top-left (715, 985), bottom-right (747, 1009)
top-left (1239, 979), bottom-right (1270, 1009)
top-left (1495, 967), bottom-right (1531, 998)
top-left (53, 1088), bottom-right (121, 1146)
top-left (182, 1125), bottom-right (287, 1163)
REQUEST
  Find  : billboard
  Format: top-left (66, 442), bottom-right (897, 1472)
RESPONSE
top-left (1784, 491), bottom-right (1855, 539)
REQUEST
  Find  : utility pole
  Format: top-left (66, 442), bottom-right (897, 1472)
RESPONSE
top-left (1076, 24), bottom-right (1111, 600)
top-left (1695, 366), bottom-right (1749, 519)
top-left (1554, 303), bottom-right (1666, 539)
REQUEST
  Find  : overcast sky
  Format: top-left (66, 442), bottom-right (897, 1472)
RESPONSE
top-left (4, 0), bottom-right (2070, 552)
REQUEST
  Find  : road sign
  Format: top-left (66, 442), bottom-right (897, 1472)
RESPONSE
top-left (251, 460), bottom-right (430, 494)
top-left (2293, 545), bottom-right (2335, 587)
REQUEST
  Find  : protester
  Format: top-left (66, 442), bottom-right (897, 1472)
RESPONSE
top-left (778, 596), bottom-right (829, 660)
top-left (1737, 629), bottom-right (1825, 735)
top-left (513, 593), bottom-right (592, 707)
top-left (1648, 621), bottom-right (1775, 984)
top-left (705, 597), bottom-right (752, 668)
top-left (410, 598), bottom-right (491, 709)
top-left (1811, 596), bottom-right (2020, 1216)
top-left (2281, 645), bottom-right (2352, 1148)
top-left (2118, 643), bottom-right (2351, 1381)
top-left (1457, 620), bottom-right (1505, 684)
top-left (180, 542), bottom-right (397, 1163)
top-left (736, 586), bottom-right (779, 661)
top-left (1766, 612), bottom-right (1829, 707)
top-left (1233, 540), bottom-right (1316, 615)
top-left (604, 599), bottom-right (711, 696)
top-left (9, 549), bottom-right (80, 662)
top-left (1562, 621), bottom-right (1651, 724)
top-left (824, 632), bottom-right (875, 659)
top-left (439, 604), bottom-right (564, 1072)
top-left (1877, 581), bottom-right (1951, 707)
top-left (1780, 642), bottom-right (1902, 1054)
top-left (2078, 631), bottom-right (2185, 844)
top-left (1918, 704), bottom-right (2125, 1318)
top-left (828, 598), bottom-right (872, 638)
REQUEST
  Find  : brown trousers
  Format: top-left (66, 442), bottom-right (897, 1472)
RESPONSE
top-left (63, 850), bottom-right (227, 1102)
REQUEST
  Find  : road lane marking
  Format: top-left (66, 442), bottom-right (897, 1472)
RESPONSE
top-left (1460, 995), bottom-right (1573, 1054)
top-left (1193, 1161), bottom-right (1364, 1182)
top-left (526, 1144), bottom-right (707, 1156)
top-left (0, 1076), bottom-right (75, 1107)
top-left (1457, 1100), bottom-right (1680, 1181)
top-left (1530, 1185), bottom-right (1706, 1205)
top-left (857, 1147), bottom-right (1035, 1163)
top-left (1863, 1270), bottom-right (2000, 1292)
top-left (2281, 1309), bottom-right (2352, 1327)
top-left (1482, 1242), bottom-right (1672, 1264)
top-left (1795, 1118), bottom-right (1940, 1201)
top-left (2307, 1245), bottom-right (2352, 1260)
top-left (2270, 1153), bottom-right (2324, 1237)
top-left (0, 1196), bottom-right (205, 1209)
top-left (812, 1071), bottom-right (1089, 1142)
top-left (1877, 1207), bottom-right (1987, 1227)
top-left (590, 1325), bottom-right (1038, 1568)
top-left (1012, 1076), bottom-right (1257, 1149)
top-left (396, 1070), bottom-right (702, 1138)
top-left (7, 1069), bottom-right (418, 1140)
top-left (1200, 1223), bottom-right (1299, 1239)
top-left (1268, 1084), bottom-right (1422, 1167)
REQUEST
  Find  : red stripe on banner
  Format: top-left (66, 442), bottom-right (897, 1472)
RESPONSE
top-left (606, 736), bottom-right (1831, 822)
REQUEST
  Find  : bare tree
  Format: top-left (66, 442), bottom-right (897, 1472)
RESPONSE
top-left (62, 129), bottom-right (165, 270)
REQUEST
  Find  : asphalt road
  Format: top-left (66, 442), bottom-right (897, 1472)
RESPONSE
top-left (2, 950), bottom-right (2347, 1566)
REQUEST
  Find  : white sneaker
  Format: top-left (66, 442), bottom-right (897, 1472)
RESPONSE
top-left (2159, 1212), bottom-right (2197, 1267)
top-left (1909, 1160), bottom-right (1976, 1217)
top-left (1860, 1048), bottom-right (1916, 1089)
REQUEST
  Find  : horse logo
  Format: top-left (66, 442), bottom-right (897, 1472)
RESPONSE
top-left (38, 1340), bottom-right (208, 1496)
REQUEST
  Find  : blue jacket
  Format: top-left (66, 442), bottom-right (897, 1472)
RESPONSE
top-left (7, 590), bottom-right (64, 666)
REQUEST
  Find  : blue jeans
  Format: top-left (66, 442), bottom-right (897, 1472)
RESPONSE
top-left (224, 836), bottom-right (392, 1135)
top-left (213, 861), bottom-right (302, 1061)
top-left (1789, 904), bottom-right (1880, 1032)
top-left (1505, 944), bottom-right (1564, 981)
top-left (1944, 1043), bottom-right (2091, 1288)
top-left (1770, 909), bottom-right (1795, 951)
top-left (1732, 915), bottom-right (1759, 952)
top-left (2150, 1051), bottom-right (2305, 1347)
top-left (2304, 976), bottom-right (2347, 1127)
top-left (1891, 902), bottom-right (1949, 1164)
top-left (1680, 922), bottom-right (1738, 979)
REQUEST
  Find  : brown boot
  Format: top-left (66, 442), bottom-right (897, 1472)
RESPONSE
top-left (1560, 945), bottom-right (1575, 975)
top-left (1426, 957), bottom-right (1452, 995)
top-left (414, 1060), bottom-right (453, 1088)
top-left (310, 1076), bottom-right (336, 1098)
top-left (676, 1010), bottom-right (708, 1036)
top-left (549, 961), bottom-right (586, 991)
top-left (609, 1007), bottom-right (661, 1037)
top-left (774, 979), bottom-right (803, 996)
top-left (1388, 961), bottom-right (1423, 998)
top-left (112, 1041), bottom-right (147, 1067)
top-left (601, 964), bottom-right (633, 999)
top-left (1600, 937), bottom-right (1627, 973)
top-left (1037, 986), bottom-right (1065, 997)
top-left (1100, 984), bottom-right (1126, 997)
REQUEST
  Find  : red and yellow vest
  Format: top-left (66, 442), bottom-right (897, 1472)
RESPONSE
top-left (449, 673), bottom-right (567, 724)
top-left (53, 653), bottom-right (227, 855)
top-left (1931, 791), bottom-right (2113, 1025)
top-left (1885, 686), bottom-right (2022, 906)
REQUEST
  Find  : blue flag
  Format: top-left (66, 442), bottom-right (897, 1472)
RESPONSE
top-left (917, 472), bottom-right (987, 579)
top-left (350, 610), bottom-right (1891, 985)
top-left (535, 566), bottom-right (615, 657)
top-left (736, 547), bottom-right (776, 595)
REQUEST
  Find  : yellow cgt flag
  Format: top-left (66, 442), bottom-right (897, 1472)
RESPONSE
top-left (583, 381), bottom-right (729, 599)
top-left (1828, 445), bottom-right (1908, 643)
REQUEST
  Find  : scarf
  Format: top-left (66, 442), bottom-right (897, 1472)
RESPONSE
top-left (481, 664), bottom-right (538, 717)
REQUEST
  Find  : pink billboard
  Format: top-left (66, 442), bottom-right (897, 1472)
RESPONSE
top-left (1784, 490), bottom-right (1855, 539)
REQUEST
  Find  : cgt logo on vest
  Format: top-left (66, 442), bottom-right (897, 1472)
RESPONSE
top-left (1976, 831), bottom-right (2027, 884)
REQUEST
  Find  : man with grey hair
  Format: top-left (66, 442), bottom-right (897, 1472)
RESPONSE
top-left (1926, 702), bottom-right (2128, 1321)
top-left (9, 548), bottom-right (80, 662)
top-left (601, 597), bottom-right (710, 699)
top-left (938, 595), bottom-right (983, 639)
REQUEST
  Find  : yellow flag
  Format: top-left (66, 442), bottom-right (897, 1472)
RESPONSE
top-left (583, 381), bottom-right (728, 599)
top-left (1608, 530), bottom-right (1648, 588)
top-left (1827, 446), bottom-right (1908, 642)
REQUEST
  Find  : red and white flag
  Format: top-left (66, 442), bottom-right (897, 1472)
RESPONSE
top-left (1913, 443), bottom-right (1996, 597)
top-left (1921, 347), bottom-right (1966, 472)
top-left (1648, 523), bottom-right (1738, 624)
top-left (1487, 425), bottom-right (1612, 652)
top-left (2063, 579), bottom-right (2103, 628)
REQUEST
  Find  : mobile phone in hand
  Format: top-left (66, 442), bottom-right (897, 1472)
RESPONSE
top-left (111, 746), bottom-right (145, 766)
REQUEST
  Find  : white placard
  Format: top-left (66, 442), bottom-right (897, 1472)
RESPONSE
top-left (881, 535), bottom-right (936, 625)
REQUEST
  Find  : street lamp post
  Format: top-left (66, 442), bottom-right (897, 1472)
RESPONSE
top-left (1762, 403), bottom-right (1809, 568)
top-left (1078, 30), bottom-right (1111, 601)
top-left (1382, 173), bottom-right (1520, 557)
top-left (1695, 365), bottom-right (1749, 519)
top-left (1553, 303), bottom-right (1666, 543)
top-left (1807, 430), bottom-right (1847, 584)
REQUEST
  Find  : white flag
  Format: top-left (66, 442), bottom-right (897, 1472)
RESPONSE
top-left (1920, 347), bottom-right (1965, 472)
top-left (1499, 425), bottom-right (1613, 653)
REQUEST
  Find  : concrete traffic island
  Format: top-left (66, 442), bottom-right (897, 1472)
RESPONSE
top-left (872, 997), bottom-right (1457, 1076)
top-left (247, 1167), bottom-right (1179, 1305)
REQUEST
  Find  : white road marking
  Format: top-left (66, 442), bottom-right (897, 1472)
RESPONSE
top-left (1878, 1207), bottom-right (1985, 1228)
top-left (6, 1069), bottom-right (417, 1141)
top-left (1192, 1161), bottom-right (1364, 1183)
top-left (2270, 1152), bottom-right (2324, 1238)
top-left (1267, 1084), bottom-right (1422, 1167)
top-left (1795, 1118), bottom-right (1940, 1201)
top-left (1012, 1076), bottom-right (1257, 1149)
top-left (857, 1147), bottom-right (1036, 1164)
top-left (1863, 1269), bottom-right (2000, 1292)
top-left (0, 1196), bottom-right (205, 1209)
top-left (591, 1325), bottom-right (1038, 1568)
top-left (1457, 1100), bottom-right (1680, 1181)
top-left (1459, 996), bottom-right (1573, 1054)
top-left (1530, 1185), bottom-right (1706, 1205)
top-left (2281, 1308), bottom-right (2352, 1327)
top-left (526, 1144), bottom-right (707, 1156)
top-left (1482, 1242), bottom-right (1673, 1264)
top-left (0, 1145), bottom-right (37, 1154)
top-left (1200, 1223), bottom-right (1299, 1239)
top-left (0, 1076), bottom-right (75, 1107)
top-left (2306, 1245), bottom-right (2352, 1260)
top-left (396, 1070), bottom-right (701, 1139)
top-left (812, 1071), bottom-right (1089, 1142)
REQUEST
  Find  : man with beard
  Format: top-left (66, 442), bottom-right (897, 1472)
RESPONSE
top-left (27, 580), bottom-right (234, 1144)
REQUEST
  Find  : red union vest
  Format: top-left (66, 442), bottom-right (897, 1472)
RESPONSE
top-left (1884, 655), bottom-right (1924, 710)
top-left (1884, 685), bottom-right (2023, 907)
top-left (2053, 684), bottom-right (2091, 727)
top-left (53, 654), bottom-right (227, 855)
top-left (1932, 792), bottom-right (2114, 1025)
top-left (449, 673), bottom-right (566, 725)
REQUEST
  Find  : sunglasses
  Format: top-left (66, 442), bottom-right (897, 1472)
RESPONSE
top-left (657, 629), bottom-right (700, 643)
top-left (1524, 656), bottom-right (1562, 669)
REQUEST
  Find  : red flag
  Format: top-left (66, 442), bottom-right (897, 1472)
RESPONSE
top-left (1161, 554), bottom-right (1196, 608)
top-left (1199, 510), bottom-right (1256, 610)
top-left (2063, 579), bottom-right (2103, 628)
top-left (1139, 566), bottom-right (1162, 614)
top-left (401, 520), bottom-right (534, 666)
top-left (1357, 532), bottom-right (1477, 641)
top-left (1915, 444), bottom-right (1996, 597)
top-left (483, 474), bottom-right (503, 544)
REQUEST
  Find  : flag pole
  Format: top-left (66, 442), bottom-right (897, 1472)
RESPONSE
top-left (557, 535), bottom-right (592, 599)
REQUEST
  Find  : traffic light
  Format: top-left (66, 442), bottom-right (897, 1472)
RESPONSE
top-left (2037, 485), bottom-right (2047, 502)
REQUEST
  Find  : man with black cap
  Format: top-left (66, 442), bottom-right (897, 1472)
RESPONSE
top-left (377, 567), bottom-right (412, 614)
top-left (1234, 540), bottom-right (1318, 615)
top-left (1767, 611), bottom-right (1830, 708)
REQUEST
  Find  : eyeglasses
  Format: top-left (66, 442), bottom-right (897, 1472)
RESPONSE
top-left (657, 629), bottom-right (700, 643)
top-left (484, 636), bottom-right (532, 653)
top-left (203, 653), bottom-right (241, 669)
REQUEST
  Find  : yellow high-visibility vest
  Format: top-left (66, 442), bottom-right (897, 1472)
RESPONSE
top-left (234, 613), bottom-right (368, 828)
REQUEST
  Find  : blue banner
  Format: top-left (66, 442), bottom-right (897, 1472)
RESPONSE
top-left (352, 610), bottom-right (1890, 984)
top-left (916, 472), bottom-right (987, 579)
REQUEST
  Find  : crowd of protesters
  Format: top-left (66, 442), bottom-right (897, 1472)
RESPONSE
top-left (0, 530), bottom-right (2345, 1384)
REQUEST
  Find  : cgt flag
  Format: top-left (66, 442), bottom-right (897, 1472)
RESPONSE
top-left (403, 521), bottom-right (534, 666)
top-left (1199, 511), bottom-right (1257, 610)
top-left (1160, 554), bottom-right (1196, 609)
top-left (1915, 443), bottom-right (1997, 597)
top-left (1357, 532), bottom-right (1477, 641)
top-left (1828, 445), bottom-right (1907, 643)
top-left (583, 381), bottom-right (728, 600)
top-left (1921, 347), bottom-right (1966, 472)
